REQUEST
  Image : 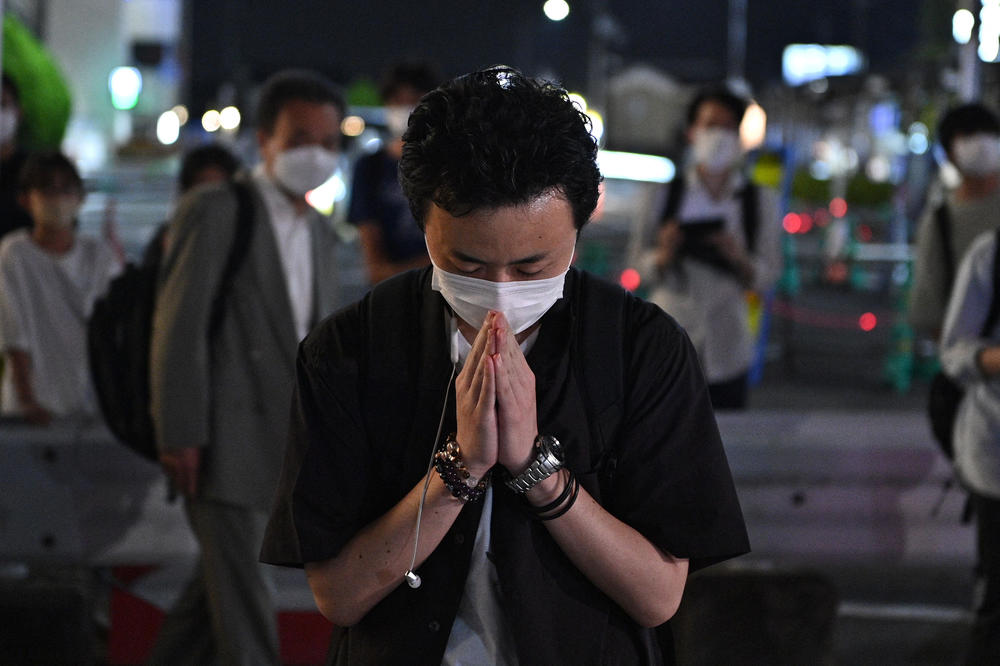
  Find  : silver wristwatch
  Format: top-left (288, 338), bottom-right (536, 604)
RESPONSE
top-left (505, 435), bottom-right (565, 494)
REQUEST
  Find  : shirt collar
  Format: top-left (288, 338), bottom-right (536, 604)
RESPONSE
top-left (252, 163), bottom-right (304, 221)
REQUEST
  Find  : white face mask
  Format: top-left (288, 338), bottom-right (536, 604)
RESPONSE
top-left (385, 105), bottom-right (414, 140)
top-left (0, 107), bottom-right (17, 144)
top-left (429, 255), bottom-right (571, 334)
top-left (691, 127), bottom-right (742, 174)
top-left (272, 145), bottom-right (339, 195)
top-left (952, 133), bottom-right (1000, 177)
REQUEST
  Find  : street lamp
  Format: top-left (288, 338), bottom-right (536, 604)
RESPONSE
top-left (543, 0), bottom-right (570, 22)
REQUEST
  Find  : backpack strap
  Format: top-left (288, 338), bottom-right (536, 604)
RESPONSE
top-left (935, 203), bottom-right (956, 298)
top-left (208, 180), bottom-right (256, 337)
top-left (981, 228), bottom-right (1000, 337)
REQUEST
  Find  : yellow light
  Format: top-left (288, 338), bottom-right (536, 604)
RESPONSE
top-left (568, 92), bottom-right (587, 111)
top-left (202, 109), bottom-right (221, 133)
top-left (341, 115), bottom-right (366, 137)
top-left (172, 104), bottom-right (189, 125)
top-left (220, 106), bottom-right (241, 131)
top-left (740, 102), bottom-right (767, 151)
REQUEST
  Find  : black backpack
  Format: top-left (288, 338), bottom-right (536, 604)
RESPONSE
top-left (87, 181), bottom-right (255, 460)
top-left (927, 217), bottom-right (1000, 458)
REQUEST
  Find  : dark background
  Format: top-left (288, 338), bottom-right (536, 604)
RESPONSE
top-left (187, 0), bottom-right (923, 110)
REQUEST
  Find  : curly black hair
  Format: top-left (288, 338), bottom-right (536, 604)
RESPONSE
top-left (399, 66), bottom-right (602, 230)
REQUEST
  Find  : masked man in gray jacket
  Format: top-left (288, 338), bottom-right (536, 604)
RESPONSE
top-left (149, 69), bottom-right (344, 665)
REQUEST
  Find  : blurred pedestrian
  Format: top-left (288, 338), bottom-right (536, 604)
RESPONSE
top-left (910, 103), bottom-right (1000, 340)
top-left (147, 70), bottom-right (344, 666)
top-left (640, 86), bottom-right (782, 409)
top-left (0, 73), bottom-right (33, 239)
top-left (0, 152), bottom-right (122, 423)
top-left (939, 223), bottom-right (1000, 664)
top-left (142, 143), bottom-right (241, 267)
top-left (348, 61), bottom-right (440, 284)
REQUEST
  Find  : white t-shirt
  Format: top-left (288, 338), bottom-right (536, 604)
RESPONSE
top-left (441, 322), bottom-right (537, 666)
top-left (0, 230), bottom-right (122, 416)
top-left (644, 168), bottom-right (782, 383)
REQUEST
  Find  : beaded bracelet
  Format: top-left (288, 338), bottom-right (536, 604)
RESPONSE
top-left (434, 433), bottom-right (490, 503)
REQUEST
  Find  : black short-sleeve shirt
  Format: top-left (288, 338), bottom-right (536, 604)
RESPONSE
top-left (261, 267), bottom-right (749, 665)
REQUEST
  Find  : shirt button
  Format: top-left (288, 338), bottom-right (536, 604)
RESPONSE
top-left (454, 533), bottom-right (465, 545)
top-left (428, 620), bottom-right (440, 632)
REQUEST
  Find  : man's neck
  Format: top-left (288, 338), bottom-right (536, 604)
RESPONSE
top-left (32, 226), bottom-right (75, 254)
top-left (956, 173), bottom-right (1000, 202)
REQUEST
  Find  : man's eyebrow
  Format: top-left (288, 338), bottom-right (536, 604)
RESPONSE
top-left (452, 250), bottom-right (548, 265)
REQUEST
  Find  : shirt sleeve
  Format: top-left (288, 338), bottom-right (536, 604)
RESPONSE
top-left (610, 301), bottom-right (750, 571)
top-left (940, 231), bottom-right (997, 386)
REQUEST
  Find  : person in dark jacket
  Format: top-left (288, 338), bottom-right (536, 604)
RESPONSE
top-left (262, 66), bottom-right (749, 665)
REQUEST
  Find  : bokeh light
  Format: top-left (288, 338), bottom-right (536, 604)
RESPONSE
top-left (342, 115), bottom-right (366, 137)
top-left (619, 268), bottom-right (641, 292)
top-left (109, 66), bottom-right (142, 110)
top-left (219, 106), bottom-right (241, 131)
top-left (156, 109), bottom-right (180, 145)
top-left (543, 0), bottom-right (570, 21)
top-left (859, 312), bottom-right (877, 332)
top-left (953, 9), bottom-right (975, 44)
top-left (202, 109), bottom-right (221, 133)
top-left (830, 197), bottom-right (848, 218)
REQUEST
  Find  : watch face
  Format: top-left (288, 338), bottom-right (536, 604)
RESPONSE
top-left (539, 435), bottom-right (563, 461)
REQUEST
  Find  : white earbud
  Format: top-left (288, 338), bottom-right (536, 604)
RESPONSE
top-left (404, 570), bottom-right (422, 588)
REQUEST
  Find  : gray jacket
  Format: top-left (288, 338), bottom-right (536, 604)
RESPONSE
top-left (150, 174), bottom-right (340, 509)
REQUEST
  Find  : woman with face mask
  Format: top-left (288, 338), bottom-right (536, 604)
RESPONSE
top-left (640, 87), bottom-right (783, 411)
top-left (0, 152), bottom-right (123, 424)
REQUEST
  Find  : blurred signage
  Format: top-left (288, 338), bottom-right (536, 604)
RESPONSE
top-left (782, 44), bottom-right (866, 87)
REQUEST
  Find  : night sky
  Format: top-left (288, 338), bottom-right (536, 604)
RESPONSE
top-left (188, 0), bottom-right (922, 111)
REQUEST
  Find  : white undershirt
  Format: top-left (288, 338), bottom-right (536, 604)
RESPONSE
top-left (441, 321), bottom-right (537, 666)
top-left (252, 165), bottom-right (314, 341)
